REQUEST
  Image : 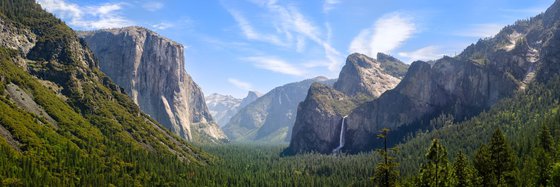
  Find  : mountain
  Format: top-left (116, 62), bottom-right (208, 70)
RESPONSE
top-left (78, 27), bottom-right (227, 143)
top-left (288, 0), bottom-right (560, 154)
top-left (206, 93), bottom-right (242, 126)
top-left (286, 53), bottom-right (408, 154)
top-left (223, 76), bottom-right (335, 143)
top-left (334, 53), bottom-right (406, 100)
top-left (240, 91), bottom-right (261, 108)
top-left (206, 91), bottom-right (261, 127)
top-left (0, 0), bottom-right (210, 185)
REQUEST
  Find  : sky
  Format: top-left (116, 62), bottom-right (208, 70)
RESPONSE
top-left (37, 0), bottom-right (554, 98)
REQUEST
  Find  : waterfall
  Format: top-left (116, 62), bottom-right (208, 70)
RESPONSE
top-left (332, 115), bottom-right (348, 153)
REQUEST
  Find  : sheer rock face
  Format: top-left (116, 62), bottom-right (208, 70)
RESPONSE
top-left (286, 53), bottom-right (406, 154)
top-left (289, 0), bottom-right (560, 154)
top-left (286, 83), bottom-right (356, 154)
top-left (334, 53), bottom-right (404, 98)
top-left (79, 27), bottom-right (226, 143)
top-left (223, 77), bottom-right (334, 143)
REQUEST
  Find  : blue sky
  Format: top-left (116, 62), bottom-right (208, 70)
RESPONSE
top-left (38, 0), bottom-right (554, 98)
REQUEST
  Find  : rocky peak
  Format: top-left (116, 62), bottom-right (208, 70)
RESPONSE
top-left (333, 53), bottom-right (403, 98)
top-left (79, 27), bottom-right (227, 143)
top-left (285, 82), bottom-right (357, 154)
top-left (240, 91), bottom-right (261, 108)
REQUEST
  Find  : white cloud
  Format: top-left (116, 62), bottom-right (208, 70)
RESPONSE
top-left (323, 0), bottom-right (340, 13)
top-left (224, 0), bottom-right (342, 72)
top-left (37, 0), bottom-right (133, 30)
top-left (152, 22), bottom-right (174, 30)
top-left (244, 56), bottom-right (305, 76)
top-left (143, 2), bottom-right (164, 12)
top-left (227, 9), bottom-right (286, 46)
top-left (349, 12), bottom-right (416, 57)
top-left (228, 78), bottom-right (253, 90)
top-left (454, 24), bottom-right (504, 38)
top-left (398, 46), bottom-right (445, 63)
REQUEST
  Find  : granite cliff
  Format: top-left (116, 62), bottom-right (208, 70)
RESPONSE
top-left (79, 27), bottom-right (227, 143)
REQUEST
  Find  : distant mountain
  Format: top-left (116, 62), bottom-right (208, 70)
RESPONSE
top-left (287, 53), bottom-right (408, 154)
top-left (0, 0), bottom-right (209, 184)
top-left (79, 27), bottom-right (227, 143)
top-left (206, 91), bottom-right (261, 127)
top-left (223, 76), bottom-right (335, 144)
top-left (287, 0), bottom-right (560, 154)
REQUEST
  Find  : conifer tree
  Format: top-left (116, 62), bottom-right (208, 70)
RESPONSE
top-left (453, 152), bottom-right (475, 187)
top-left (373, 128), bottom-right (399, 187)
top-left (417, 139), bottom-right (453, 187)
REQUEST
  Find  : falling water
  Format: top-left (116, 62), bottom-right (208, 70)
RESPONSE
top-left (332, 115), bottom-right (348, 153)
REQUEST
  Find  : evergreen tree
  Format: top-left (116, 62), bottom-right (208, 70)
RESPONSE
top-left (474, 144), bottom-right (494, 186)
top-left (417, 139), bottom-right (453, 187)
top-left (488, 128), bottom-right (518, 186)
top-left (374, 128), bottom-right (399, 187)
top-left (453, 152), bottom-right (475, 187)
top-left (537, 125), bottom-right (556, 186)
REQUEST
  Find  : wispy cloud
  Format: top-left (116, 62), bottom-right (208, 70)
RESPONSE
top-left (37, 0), bottom-right (133, 30)
top-left (244, 56), bottom-right (305, 76)
top-left (152, 22), bottom-right (174, 30)
top-left (349, 12), bottom-right (416, 57)
top-left (454, 23), bottom-right (504, 38)
top-left (323, 0), bottom-right (340, 13)
top-left (223, 0), bottom-right (342, 72)
top-left (227, 9), bottom-right (286, 46)
top-left (143, 2), bottom-right (164, 12)
top-left (228, 78), bottom-right (253, 90)
top-left (398, 46), bottom-right (445, 63)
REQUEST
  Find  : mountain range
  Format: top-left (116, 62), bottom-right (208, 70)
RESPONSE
top-left (286, 0), bottom-right (560, 154)
top-left (205, 91), bottom-right (261, 127)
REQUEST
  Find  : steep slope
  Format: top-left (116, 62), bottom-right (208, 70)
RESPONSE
top-left (287, 53), bottom-right (408, 154)
top-left (78, 27), bottom-right (226, 143)
top-left (287, 83), bottom-right (357, 153)
top-left (334, 53), bottom-right (405, 100)
top-left (289, 0), bottom-right (560, 154)
top-left (206, 91), bottom-right (261, 127)
top-left (224, 77), bottom-right (334, 143)
top-left (0, 1), bottom-right (210, 185)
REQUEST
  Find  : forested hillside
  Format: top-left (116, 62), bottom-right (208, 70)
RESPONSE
top-left (0, 0), bottom-right (211, 185)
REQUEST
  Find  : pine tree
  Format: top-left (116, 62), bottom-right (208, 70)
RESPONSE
top-left (373, 128), bottom-right (399, 187)
top-left (488, 128), bottom-right (518, 186)
top-left (453, 152), bottom-right (475, 187)
top-left (537, 125), bottom-right (556, 186)
top-left (474, 144), bottom-right (494, 186)
top-left (417, 139), bottom-right (453, 187)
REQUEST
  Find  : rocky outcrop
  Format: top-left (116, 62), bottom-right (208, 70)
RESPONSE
top-left (287, 53), bottom-right (407, 154)
top-left (79, 27), bottom-right (227, 143)
top-left (206, 91), bottom-right (261, 127)
top-left (333, 53), bottom-right (404, 99)
top-left (240, 91), bottom-right (261, 108)
top-left (288, 0), bottom-right (560, 154)
top-left (223, 76), bottom-right (334, 143)
top-left (286, 83), bottom-right (356, 154)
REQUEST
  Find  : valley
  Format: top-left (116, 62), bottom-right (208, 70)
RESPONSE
top-left (1, 0), bottom-right (560, 186)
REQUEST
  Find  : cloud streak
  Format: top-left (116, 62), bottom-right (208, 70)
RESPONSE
top-left (37, 0), bottom-right (133, 30)
top-left (143, 2), bottom-right (164, 12)
top-left (349, 12), bottom-right (416, 57)
top-left (244, 56), bottom-right (305, 76)
top-left (224, 0), bottom-right (342, 72)
top-left (398, 46), bottom-right (445, 63)
top-left (228, 78), bottom-right (253, 90)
